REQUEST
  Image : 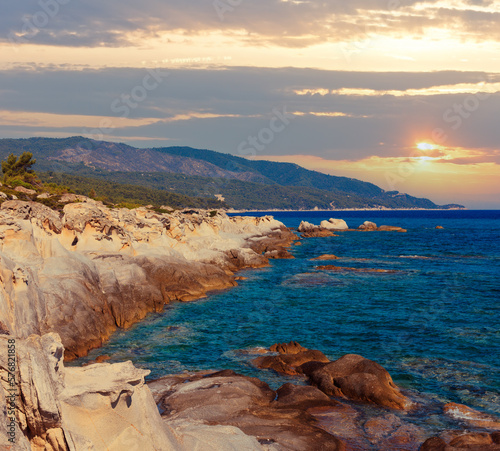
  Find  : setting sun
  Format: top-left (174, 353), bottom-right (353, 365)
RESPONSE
top-left (417, 142), bottom-right (435, 151)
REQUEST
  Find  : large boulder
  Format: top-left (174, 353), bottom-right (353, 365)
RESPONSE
top-left (270, 341), bottom-right (308, 354)
top-left (298, 221), bottom-right (317, 232)
top-left (154, 370), bottom-right (345, 451)
top-left (253, 349), bottom-right (330, 376)
top-left (320, 219), bottom-right (348, 230)
top-left (253, 342), bottom-right (330, 376)
top-left (309, 354), bottom-right (410, 410)
top-left (358, 221), bottom-right (377, 231)
top-left (297, 221), bottom-right (338, 237)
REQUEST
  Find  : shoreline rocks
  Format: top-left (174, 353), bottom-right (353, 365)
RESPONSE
top-left (298, 221), bottom-right (338, 237)
top-left (0, 199), bottom-right (297, 360)
top-left (253, 342), bottom-right (410, 411)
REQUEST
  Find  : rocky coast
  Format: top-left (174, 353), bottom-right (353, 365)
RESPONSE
top-left (1, 202), bottom-right (499, 450)
top-left (0, 197), bottom-right (295, 360)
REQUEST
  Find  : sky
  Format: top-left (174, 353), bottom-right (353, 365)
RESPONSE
top-left (1, 0), bottom-right (499, 208)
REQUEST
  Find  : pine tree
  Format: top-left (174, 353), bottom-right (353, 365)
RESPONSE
top-left (1, 152), bottom-right (40, 186)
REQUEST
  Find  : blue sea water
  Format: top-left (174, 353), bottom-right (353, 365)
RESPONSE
top-left (73, 210), bottom-right (500, 430)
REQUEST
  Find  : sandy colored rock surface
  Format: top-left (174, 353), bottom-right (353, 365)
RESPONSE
top-left (0, 200), bottom-right (294, 359)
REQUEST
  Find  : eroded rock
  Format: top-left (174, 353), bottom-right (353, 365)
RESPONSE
top-left (309, 354), bottom-right (410, 410)
top-left (154, 370), bottom-right (346, 451)
top-left (0, 201), bottom-right (293, 360)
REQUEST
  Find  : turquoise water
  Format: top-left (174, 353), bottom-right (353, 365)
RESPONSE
top-left (73, 210), bottom-right (500, 425)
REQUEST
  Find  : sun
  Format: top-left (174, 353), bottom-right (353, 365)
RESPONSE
top-left (417, 142), bottom-right (434, 151)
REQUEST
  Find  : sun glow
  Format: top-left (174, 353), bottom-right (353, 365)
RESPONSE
top-left (417, 142), bottom-right (435, 151)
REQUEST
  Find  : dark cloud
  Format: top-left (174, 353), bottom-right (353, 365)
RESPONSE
top-left (1, 0), bottom-right (499, 48)
top-left (0, 66), bottom-right (499, 163)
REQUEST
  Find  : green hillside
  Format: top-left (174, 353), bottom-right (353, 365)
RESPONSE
top-left (0, 137), bottom-right (464, 210)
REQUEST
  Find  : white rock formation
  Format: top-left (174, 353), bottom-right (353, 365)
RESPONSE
top-left (297, 221), bottom-right (318, 232)
top-left (0, 200), bottom-right (288, 359)
top-left (0, 333), bottom-right (263, 450)
top-left (320, 218), bottom-right (348, 230)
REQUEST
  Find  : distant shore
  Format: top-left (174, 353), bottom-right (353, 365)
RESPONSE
top-left (228, 207), bottom-right (469, 213)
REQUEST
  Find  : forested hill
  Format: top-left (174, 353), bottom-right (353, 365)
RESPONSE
top-left (0, 137), bottom-right (464, 210)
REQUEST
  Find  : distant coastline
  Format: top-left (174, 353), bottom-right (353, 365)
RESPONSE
top-left (229, 207), bottom-right (469, 213)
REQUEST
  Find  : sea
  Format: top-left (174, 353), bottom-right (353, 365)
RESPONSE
top-left (73, 209), bottom-right (500, 435)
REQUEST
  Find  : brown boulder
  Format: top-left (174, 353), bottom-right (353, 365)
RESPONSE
top-left (274, 383), bottom-right (335, 409)
top-left (253, 349), bottom-right (330, 376)
top-left (377, 225), bottom-right (407, 232)
top-left (449, 432), bottom-right (495, 448)
top-left (420, 436), bottom-right (447, 450)
top-left (270, 341), bottom-right (308, 354)
top-left (309, 403), bottom-right (369, 450)
top-left (309, 354), bottom-right (409, 410)
top-left (264, 248), bottom-right (295, 259)
top-left (420, 432), bottom-right (500, 450)
top-left (302, 230), bottom-right (338, 238)
top-left (155, 371), bottom-right (346, 451)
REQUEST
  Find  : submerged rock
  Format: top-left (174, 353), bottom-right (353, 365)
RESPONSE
top-left (311, 254), bottom-right (340, 261)
top-left (443, 403), bottom-right (500, 430)
top-left (316, 265), bottom-right (399, 273)
top-left (378, 225), bottom-right (407, 232)
top-left (302, 230), bottom-right (338, 238)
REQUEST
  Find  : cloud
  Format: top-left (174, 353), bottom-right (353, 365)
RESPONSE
top-left (0, 66), bottom-right (499, 163)
top-left (2, 0), bottom-right (500, 48)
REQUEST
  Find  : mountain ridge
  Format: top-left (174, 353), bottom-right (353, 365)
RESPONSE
top-left (0, 137), bottom-right (465, 210)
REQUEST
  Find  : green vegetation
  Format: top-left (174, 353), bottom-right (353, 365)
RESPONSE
top-left (0, 137), bottom-right (462, 210)
top-left (38, 172), bottom-right (226, 210)
top-left (1, 152), bottom-right (41, 188)
top-left (0, 150), bottom-right (225, 211)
